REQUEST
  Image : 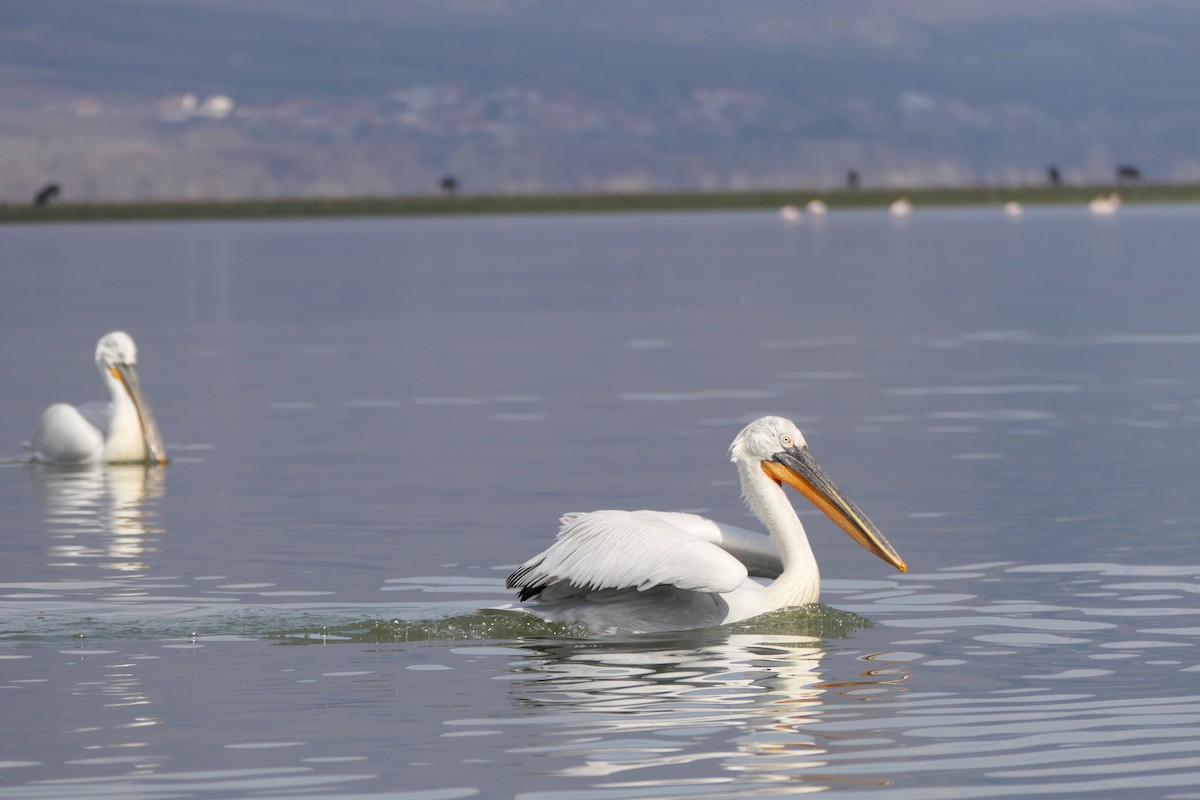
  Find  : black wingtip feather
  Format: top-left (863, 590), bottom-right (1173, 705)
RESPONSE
top-left (517, 585), bottom-right (544, 601)
top-left (508, 560), bottom-right (549, 601)
top-left (506, 562), bottom-right (535, 589)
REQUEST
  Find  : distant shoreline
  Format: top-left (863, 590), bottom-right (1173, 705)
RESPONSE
top-left (4, 183), bottom-right (1199, 224)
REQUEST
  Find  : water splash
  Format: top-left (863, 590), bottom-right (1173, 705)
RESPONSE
top-left (1, 600), bottom-right (872, 646)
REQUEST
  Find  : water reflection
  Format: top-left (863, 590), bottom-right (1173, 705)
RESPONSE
top-left (473, 631), bottom-right (909, 790)
top-left (29, 464), bottom-right (166, 573)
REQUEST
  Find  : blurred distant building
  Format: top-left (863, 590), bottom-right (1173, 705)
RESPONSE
top-left (157, 93), bottom-right (234, 121)
top-left (199, 95), bottom-right (235, 119)
top-left (71, 96), bottom-right (103, 116)
top-left (157, 93), bottom-right (198, 121)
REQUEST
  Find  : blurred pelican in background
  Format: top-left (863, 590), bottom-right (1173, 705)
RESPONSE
top-left (805, 199), bottom-right (828, 216)
top-left (1004, 201), bottom-right (1024, 217)
top-left (504, 416), bottom-right (906, 634)
top-left (26, 331), bottom-right (167, 465)
top-left (1089, 192), bottom-right (1121, 215)
top-left (888, 197), bottom-right (913, 217)
top-left (778, 204), bottom-right (802, 223)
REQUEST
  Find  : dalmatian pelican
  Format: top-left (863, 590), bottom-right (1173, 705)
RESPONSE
top-left (27, 331), bottom-right (167, 465)
top-left (505, 416), bottom-right (905, 634)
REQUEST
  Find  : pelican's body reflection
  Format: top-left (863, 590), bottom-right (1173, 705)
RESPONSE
top-left (30, 463), bottom-right (166, 573)
top-left (23, 466), bottom-right (166, 770)
top-left (499, 625), bottom-right (909, 787)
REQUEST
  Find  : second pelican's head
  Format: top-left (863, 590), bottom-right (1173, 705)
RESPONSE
top-left (95, 331), bottom-right (168, 465)
top-left (731, 416), bottom-right (906, 572)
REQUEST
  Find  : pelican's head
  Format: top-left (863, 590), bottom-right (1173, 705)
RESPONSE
top-left (95, 330), bottom-right (138, 367)
top-left (731, 416), bottom-right (906, 573)
top-left (730, 416), bottom-right (808, 465)
top-left (94, 331), bottom-right (167, 465)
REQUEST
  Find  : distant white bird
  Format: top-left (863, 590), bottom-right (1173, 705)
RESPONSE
top-left (805, 199), bottom-right (828, 216)
top-left (1004, 201), bottom-right (1024, 217)
top-left (779, 205), bottom-right (802, 223)
top-left (1088, 193), bottom-right (1121, 216)
top-left (27, 331), bottom-right (167, 465)
top-left (888, 197), bottom-right (913, 217)
top-left (505, 416), bottom-right (906, 634)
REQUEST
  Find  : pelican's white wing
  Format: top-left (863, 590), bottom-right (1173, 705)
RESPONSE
top-left (508, 510), bottom-right (760, 600)
top-left (659, 512), bottom-right (782, 579)
top-left (28, 403), bottom-right (104, 463)
top-left (584, 510), bottom-right (783, 578)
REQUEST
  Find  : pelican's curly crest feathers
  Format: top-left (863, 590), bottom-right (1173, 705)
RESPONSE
top-left (729, 416), bottom-right (806, 464)
top-left (94, 331), bottom-right (138, 366)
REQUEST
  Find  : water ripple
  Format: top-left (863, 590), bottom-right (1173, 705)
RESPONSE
top-left (2, 558), bottom-right (1199, 798)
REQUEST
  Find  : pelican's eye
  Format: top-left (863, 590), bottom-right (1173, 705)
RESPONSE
top-left (779, 433), bottom-right (794, 448)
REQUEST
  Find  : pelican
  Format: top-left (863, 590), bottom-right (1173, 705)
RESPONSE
top-left (505, 416), bottom-right (906, 634)
top-left (27, 331), bottom-right (167, 465)
top-left (1088, 192), bottom-right (1121, 216)
top-left (778, 204), bottom-right (802, 223)
top-left (805, 199), bottom-right (828, 216)
top-left (888, 197), bottom-right (913, 217)
top-left (1004, 201), bottom-right (1024, 217)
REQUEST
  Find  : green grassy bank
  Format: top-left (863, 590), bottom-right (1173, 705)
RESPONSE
top-left (3, 183), bottom-right (1199, 224)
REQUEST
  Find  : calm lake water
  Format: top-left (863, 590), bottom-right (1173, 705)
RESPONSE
top-left (3, 205), bottom-right (1200, 799)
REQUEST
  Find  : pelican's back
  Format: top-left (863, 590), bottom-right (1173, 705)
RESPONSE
top-left (507, 510), bottom-right (756, 601)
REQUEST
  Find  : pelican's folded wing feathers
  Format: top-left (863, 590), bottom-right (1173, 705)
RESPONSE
top-left (642, 511), bottom-right (783, 579)
top-left (507, 510), bottom-right (751, 601)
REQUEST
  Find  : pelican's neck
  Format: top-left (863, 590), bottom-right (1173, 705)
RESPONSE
top-left (101, 367), bottom-right (147, 462)
top-left (739, 461), bottom-right (820, 606)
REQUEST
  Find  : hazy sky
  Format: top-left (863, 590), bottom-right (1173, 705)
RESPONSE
top-left (4, 1), bottom-right (1199, 198)
top-left (5, 0), bottom-right (1198, 112)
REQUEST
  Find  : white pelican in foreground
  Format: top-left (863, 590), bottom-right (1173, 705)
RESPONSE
top-left (27, 331), bottom-right (167, 465)
top-left (505, 416), bottom-right (906, 634)
top-left (888, 197), bottom-right (913, 217)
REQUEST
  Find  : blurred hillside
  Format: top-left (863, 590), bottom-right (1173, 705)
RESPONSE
top-left (3, 0), bottom-right (1199, 202)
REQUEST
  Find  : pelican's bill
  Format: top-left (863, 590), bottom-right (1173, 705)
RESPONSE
top-left (762, 447), bottom-right (907, 572)
top-left (109, 364), bottom-right (168, 464)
